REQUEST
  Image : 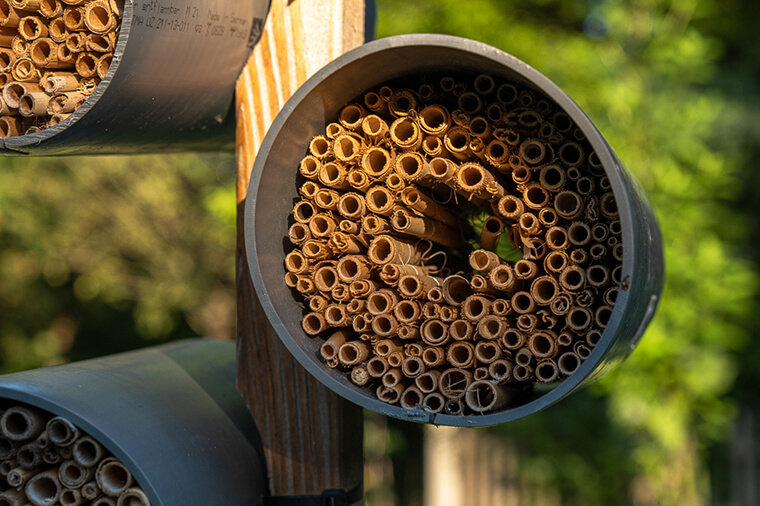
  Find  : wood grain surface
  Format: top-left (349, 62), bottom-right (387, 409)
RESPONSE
top-left (235, 0), bottom-right (367, 500)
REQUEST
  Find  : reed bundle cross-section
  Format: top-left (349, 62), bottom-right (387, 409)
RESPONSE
top-left (284, 72), bottom-right (623, 416)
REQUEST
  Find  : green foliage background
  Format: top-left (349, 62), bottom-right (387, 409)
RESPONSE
top-left (0, 0), bottom-right (758, 503)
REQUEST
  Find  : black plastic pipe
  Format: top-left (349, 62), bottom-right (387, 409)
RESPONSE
top-left (0, 0), bottom-right (270, 155)
top-left (244, 34), bottom-right (665, 427)
top-left (0, 338), bottom-right (267, 505)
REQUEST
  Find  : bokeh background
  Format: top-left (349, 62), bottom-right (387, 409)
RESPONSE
top-left (0, 0), bottom-right (758, 504)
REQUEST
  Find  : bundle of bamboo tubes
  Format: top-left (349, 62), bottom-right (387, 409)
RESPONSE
top-left (0, 0), bottom-right (120, 137)
top-left (0, 402), bottom-right (151, 505)
top-left (285, 72), bottom-right (622, 415)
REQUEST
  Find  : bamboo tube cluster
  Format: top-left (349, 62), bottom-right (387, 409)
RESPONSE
top-left (0, 0), bottom-right (120, 137)
top-left (0, 402), bottom-right (151, 505)
top-left (285, 73), bottom-right (622, 416)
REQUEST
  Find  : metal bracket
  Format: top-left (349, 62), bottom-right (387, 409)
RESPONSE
top-left (262, 485), bottom-right (362, 506)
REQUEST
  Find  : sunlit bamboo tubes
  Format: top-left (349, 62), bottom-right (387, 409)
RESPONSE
top-left (389, 116), bottom-right (422, 151)
top-left (82, 0), bottom-right (115, 33)
top-left (390, 207), bottom-right (463, 248)
top-left (469, 249), bottom-right (503, 274)
top-left (364, 185), bottom-right (397, 217)
top-left (394, 151), bottom-right (430, 183)
top-left (474, 339), bottom-right (503, 365)
top-left (417, 103), bottom-right (450, 136)
top-left (332, 134), bottom-right (363, 165)
top-left (288, 223), bottom-right (311, 247)
top-left (326, 122), bottom-right (344, 140)
top-left (470, 274), bottom-right (501, 297)
top-left (317, 161), bottom-right (350, 190)
top-left (456, 161), bottom-right (505, 200)
top-left (443, 125), bottom-right (473, 161)
top-left (336, 102), bottom-right (365, 131)
top-left (399, 186), bottom-right (460, 228)
top-left (308, 213), bottom-right (338, 239)
top-left (10, 57), bottom-right (36, 81)
top-left (421, 134), bottom-right (450, 159)
top-left (328, 232), bottom-right (365, 256)
top-left (17, 15), bottom-right (45, 40)
top-left (367, 234), bottom-right (423, 266)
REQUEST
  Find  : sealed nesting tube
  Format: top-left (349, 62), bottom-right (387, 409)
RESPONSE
top-left (0, 339), bottom-right (266, 504)
top-left (0, 0), bottom-right (270, 154)
top-left (246, 34), bottom-right (663, 426)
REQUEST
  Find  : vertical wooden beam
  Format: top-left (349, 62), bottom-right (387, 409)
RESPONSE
top-left (235, 0), bottom-right (367, 500)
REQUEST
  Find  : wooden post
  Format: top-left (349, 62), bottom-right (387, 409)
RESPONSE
top-left (235, 0), bottom-right (368, 501)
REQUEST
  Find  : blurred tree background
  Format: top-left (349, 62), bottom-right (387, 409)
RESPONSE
top-left (0, 0), bottom-right (758, 504)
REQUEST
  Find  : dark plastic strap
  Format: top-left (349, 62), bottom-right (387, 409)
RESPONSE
top-left (262, 485), bottom-right (362, 506)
